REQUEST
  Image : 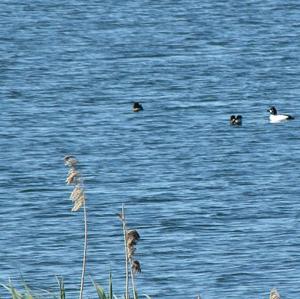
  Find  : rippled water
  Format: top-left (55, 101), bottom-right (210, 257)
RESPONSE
top-left (1, 1), bottom-right (300, 298)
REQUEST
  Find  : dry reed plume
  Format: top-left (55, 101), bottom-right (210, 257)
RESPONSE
top-left (269, 288), bottom-right (280, 299)
top-left (64, 155), bottom-right (86, 211)
top-left (118, 206), bottom-right (142, 299)
top-left (64, 155), bottom-right (88, 299)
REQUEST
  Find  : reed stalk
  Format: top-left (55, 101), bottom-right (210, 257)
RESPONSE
top-left (118, 205), bottom-right (141, 299)
top-left (79, 200), bottom-right (88, 299)
top-left (64, 155), bottom-right (87, 299)
top-left (121, 205), bottom-right (129, 299)
top-left (57, 277), bottom-right (66, 299)
top-left (129, 264), bottom-right (137, 299)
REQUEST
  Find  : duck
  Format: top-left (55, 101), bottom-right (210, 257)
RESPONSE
top-left (230, 115), bottom-right (242, 126)
top-left (268, 106), bottom-right (294, 122)
top-left (132, 102), bottom-right (143, 112)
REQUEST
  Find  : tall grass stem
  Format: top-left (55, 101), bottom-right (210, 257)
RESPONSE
top-left (79, 200), bottom-right (88, 299)
top-left (122, 205), bottom-right (129, 299)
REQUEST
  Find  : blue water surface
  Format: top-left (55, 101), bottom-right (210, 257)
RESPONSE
top-left (1, 0), bottom-right (300, 298)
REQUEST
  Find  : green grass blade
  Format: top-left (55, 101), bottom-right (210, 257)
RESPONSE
top-left (56, 277), bottom-right (66, 299)
top-left (92, 280), bottom-right (107, 299)
top-left (19, 274), bottom-right (36, 299)
top-left (1, 281), bottom-right (23, 299)
top-left (108, 273), bottom-right (113, 299)
top-left (22, 283), bottom-right (35, 299)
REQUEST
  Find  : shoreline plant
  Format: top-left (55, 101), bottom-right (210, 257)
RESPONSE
top-left (0, 157), bottom-right (283, 299)
top-left (269, 288), bottom-right (280, 299)
top-left (64, 155), bottom-right (88, 299)
top-left (118, 205), bottom-right (142, 299)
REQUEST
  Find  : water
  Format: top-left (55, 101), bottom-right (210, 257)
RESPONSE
top-left (1, 0), bottom-right (300, 298)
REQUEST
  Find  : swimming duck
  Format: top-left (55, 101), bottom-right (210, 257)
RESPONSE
top-left (230, 115), bottom-right (242, 126)
top-left (133, 102), bottom-right (143, 112)
top-left (268, 106), bottom-right (294, 122)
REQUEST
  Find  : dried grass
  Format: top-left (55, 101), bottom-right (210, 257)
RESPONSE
top-left (269, 288), bottom-right (281, 299)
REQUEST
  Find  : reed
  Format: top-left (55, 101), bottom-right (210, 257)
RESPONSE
top-left (1, 158), bottom-right (148, 299)
top-left (57, 277), bottom-right (66, 299)
top-left (64, 155), bottom-right (87, 299)
top-left (1, 280), bottom-right (23, 299)
top-left (0, 279), bottom-right (283, 299)
top-left (2, 156), bottom-right (282, 299)
top-left (118, 205), bottom-right (142, 299)
top-left (92, 272), bottom-right (113, 299)
top-left (1, 277), bottom-right (65, 299)
top-left (269, 288), bottom-right (281, 299)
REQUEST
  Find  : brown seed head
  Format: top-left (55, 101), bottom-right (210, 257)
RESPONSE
top-left (126, 229), bottom-right (140, 242)
top-left (132, 260), bottom-right (141, 274)
top-left (126, 230), bottom-right (140, 249)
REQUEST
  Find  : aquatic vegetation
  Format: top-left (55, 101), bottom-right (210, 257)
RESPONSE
top-left (269, 288), bottom-right (280, 299)
top-left (0, 277), bottom-right (65, 299)
top-left (1, 280), bottom-right (28, 299)
top-left (0, 156), bottom-right (282, 299)
top-left (1, 274), bottom-right (152, 299)
top-left (64, 155), bottom-right (88, 299)
top-left (118, 206), bottom-right (142, 299)
top-left (92, 272), bottom-right (113, 299)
